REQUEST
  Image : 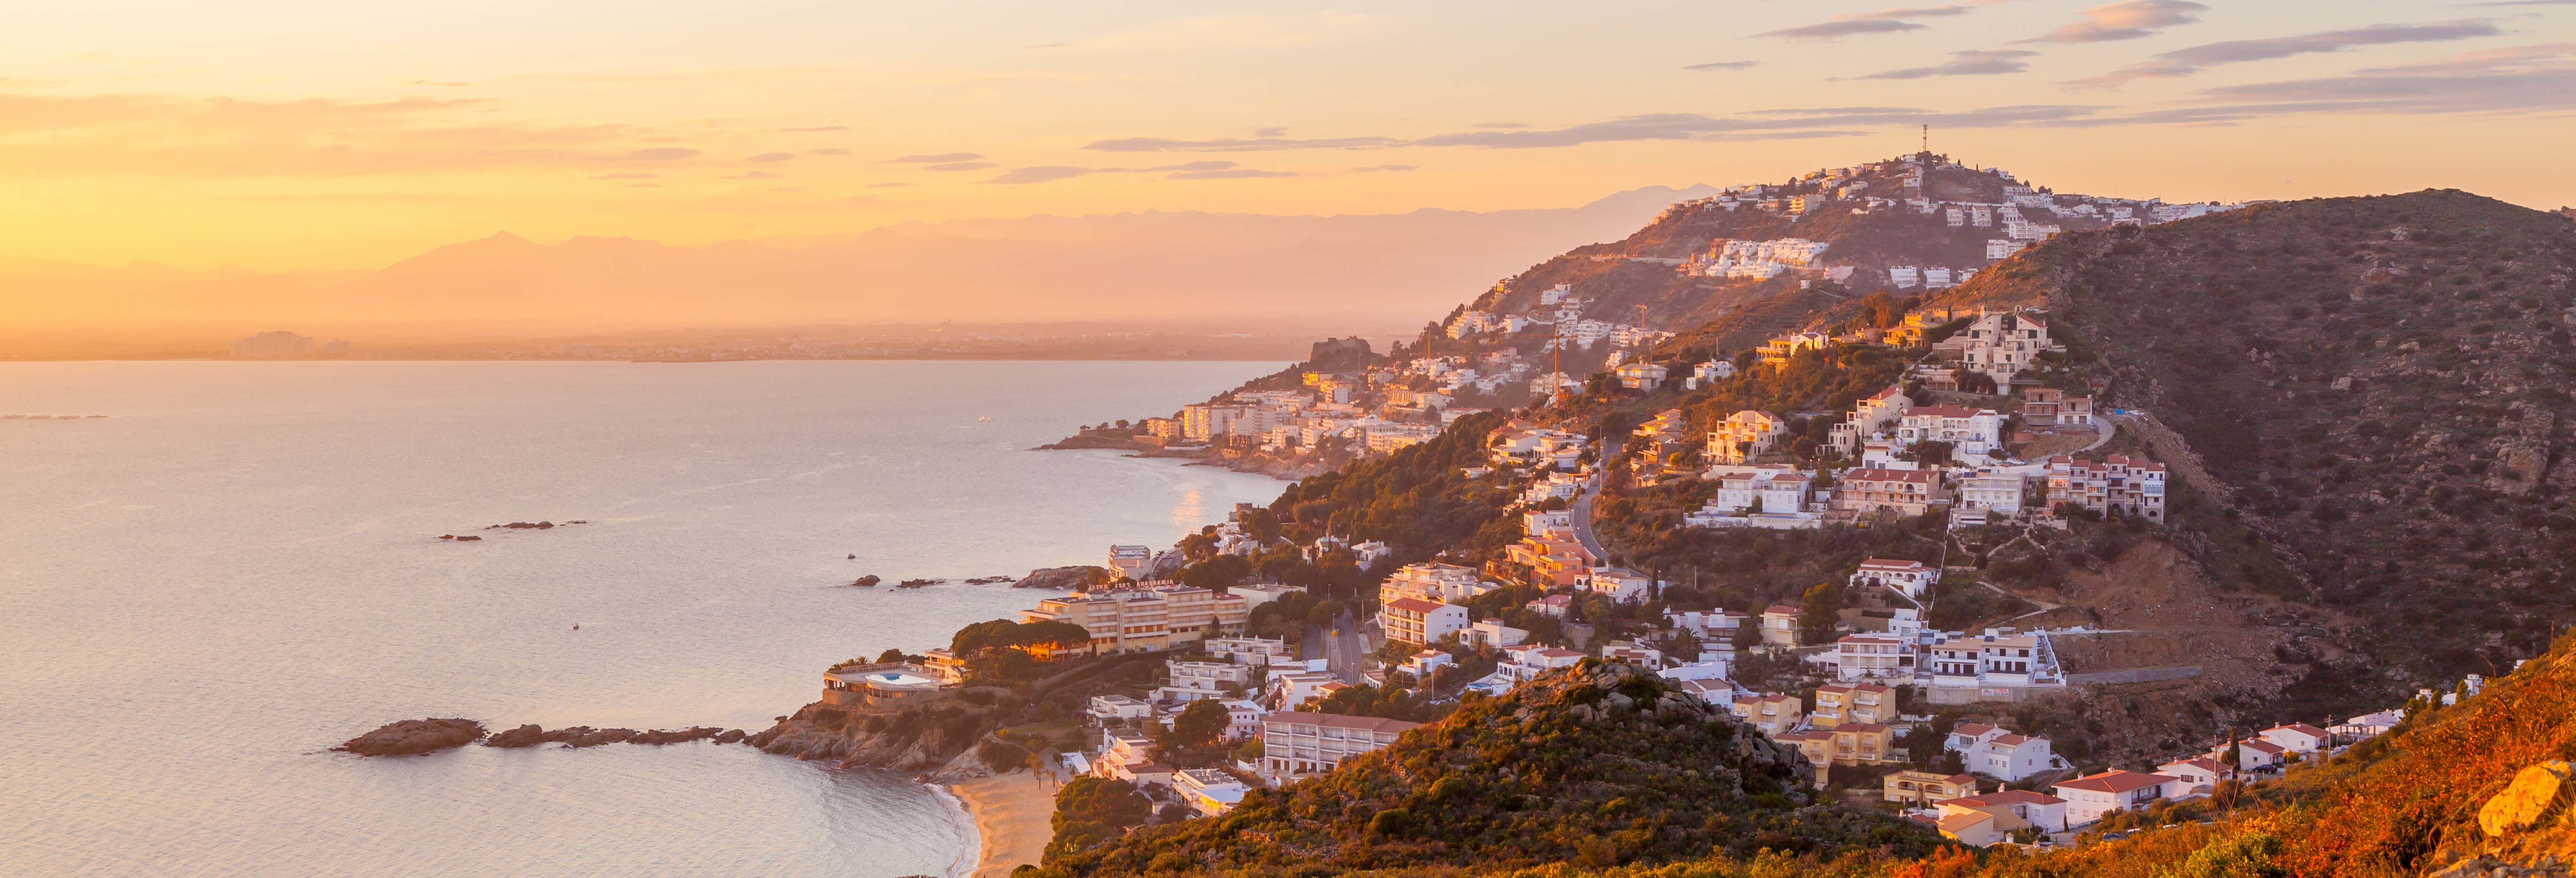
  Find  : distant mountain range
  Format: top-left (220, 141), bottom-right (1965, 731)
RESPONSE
top-left (0, 184), bottom-right (1721, 341)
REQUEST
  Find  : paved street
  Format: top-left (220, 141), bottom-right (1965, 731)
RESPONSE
top-left (1567, 435), bottom-right (1620, 561)
top-left (1302, 610), bottom-right (1374, 684)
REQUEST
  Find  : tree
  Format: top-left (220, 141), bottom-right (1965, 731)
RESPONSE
top-left (1047, 777), bottom-right (1153, 863)
top-left (1798, 582), bottom-right (1846, 640)
top-left (876, 648), bottom-right (907, 663)
top-left (1163, 700), bottom-right (1230, 755)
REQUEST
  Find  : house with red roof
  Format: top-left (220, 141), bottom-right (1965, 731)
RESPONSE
top-left (2053, 769), bottom-right (2185, 826)
top-left (2258, 722), bottom-right (2332, 755)
top-left (1937, 789), bottom-right (2071, 842)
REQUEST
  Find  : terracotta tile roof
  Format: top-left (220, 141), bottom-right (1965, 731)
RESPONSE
top-left (2269, 722), bottom-right (2331, 738)
top-left (1384, 597), bottom-right (1450, 614)
top-left (1949, 789), bottom-right (2065, 807)
top-left (2055, 769), bottom-right (2175, 795)
top-left (1938, 811), bottom-right (1996, 833)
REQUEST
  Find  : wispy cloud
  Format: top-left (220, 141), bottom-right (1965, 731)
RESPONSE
top-left (982, 160), bottom-right (1296, 184)
top-left (770, 125), bottom-right (848, 132)
top-left (621, 148), bottom-right (700, 160)
top-left (1349, 164), bottom-right (1418, 172)
top-left (881, 152), bottom-right (985, 163)
top-left (1683, 61), bottom-right (1760, 71)
top-left (1754, 4), bottom-right (1997, 41)
top-left (720, 171), bottom-right (782, 179)
top-left (923, 161), bottom-right (998, 171)
top-left (1860, 49), bottom-right (2040, 79)
top-left (2187, 41), bottom-right (2576, 113)
top-left (591, 172), bottom-right (658, 180)
top-left (806, 148), bottom-right (850, 156)
top-left (1081, 134), bottom-right (1403, 152)
top-left (1411, 105), bottom-right (2095, 148)
top-left (2065, 19), bottom-right (2504, 88)
top-left (983, 166), bottom-right (1093, 184)
top-left (2015, 0), bottom-right (2205, 44)
top-left (1469, 122), bottom-right (1527, 129)
top-left (745, 151), bottom-right (795, 162)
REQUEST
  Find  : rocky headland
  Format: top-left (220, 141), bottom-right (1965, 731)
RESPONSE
top-left (1012, 565), bottom-right (1110, 590)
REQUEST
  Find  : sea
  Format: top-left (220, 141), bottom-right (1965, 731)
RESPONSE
top-left (0, 360), bottom-right (1289, 877)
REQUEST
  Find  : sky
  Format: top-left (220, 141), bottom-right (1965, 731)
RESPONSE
top-left (3, 0), bottom-right (2571, 272)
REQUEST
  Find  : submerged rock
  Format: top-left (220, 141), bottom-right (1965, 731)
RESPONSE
top-left (336, 718), bottom-right (486, 756)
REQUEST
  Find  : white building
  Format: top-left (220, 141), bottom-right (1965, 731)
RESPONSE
top-left (1204, 636), bottom-right (1297, 667)
top-left (1158, 660), bottom-right (1256, 703)
top-left (1175, 768), bottom-right (1250, 817)
top-left (1380, 597), bottom-right (1470, 646)
top-left (1260, 712), bottom-right (1420, 782)
top-left (1894, 406), bottom-right (2006, 456)
top-left (1463, 618), bottom-right (1529, 649)
top-left (2054, 770), bottom-right (2186, 826)
top-left (1971, 734), bottom-right (2064, 782)
top-left (2259, 723), bottom-right (2332, 755)
top-left (1957, 471), bottom-right (2028, 515)
top-left (1829, 634), bottom-right (1916, 682)
top-left (1107, 545), bottom-right (1155, 580)
top-left (1585, 567), bottom-right (1651, 603)
top-left (1707, 410), bottom-right (1788, 465)
top-left (1850, 558), bottom-right (1939, 600)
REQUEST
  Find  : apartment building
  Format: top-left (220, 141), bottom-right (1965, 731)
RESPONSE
top-left (1830, 468), bottom-right (1945, 517)
top-left (1157, 660), bottom-right (1255, 703)
top-left (1380, 597), bottom-right (1469, 646)
top-left (2048, 454), bottom-right (2167, 522)
top-left (1829, 386), bottom-right (1913, 451)
top-left (2019, 387), bottom-right (2095, 427)
top-left (1894, 406), bottom-right (2005, 456)
top-left (1944, 311), bottom-right (2059, 385)
top-left (1506, 533), bottom-right (1597, 588)
top-left (1884, 770), bottom-right (1980, 806)
top-left (1829, 635), bottom-right (1917, 682)
top-left (1021, 586), bottom-right (1250, 654)
top-left (1708, 410), bottom-right (1788, 464)
top-left (1957, 470), bottom-right (2028, 515)
top-left (1760, 604), bottom-right (1802, 646)
top-left (1204, 636), bottom-right (1295, 667)
top-left (1260, 712), bottom-right (1421, 781)
top-left (1972, 734), bottom-right (2062, 782)
top-left (1811, 683), bottom-right (1896, 726)
top-left (1586, 567), bottom-right (1651, 603)
top-left (1732, 693), bottom-right (1805, 735)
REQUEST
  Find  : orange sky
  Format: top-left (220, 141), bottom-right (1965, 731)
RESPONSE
top-left (2, 0), bottom-right (2571, 272)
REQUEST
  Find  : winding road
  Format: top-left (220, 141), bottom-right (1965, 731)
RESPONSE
top-left (1567, 435), bottom-right (1620, 561)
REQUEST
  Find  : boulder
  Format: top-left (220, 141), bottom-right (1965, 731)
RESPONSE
top-left (335, 718), bottom-right (486, 756)
top-left (486, 724), bottom-right (549, 748)
top-left (2482, 760), bottom-right (2575, 837)
top-left (851, 575), bottom-right (880, 587)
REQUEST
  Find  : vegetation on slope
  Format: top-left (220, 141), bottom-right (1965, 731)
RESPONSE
top-left (1034, 662), bottom-right (1946, 877)
top-left (1931, 190), bottom-right (2576, 686)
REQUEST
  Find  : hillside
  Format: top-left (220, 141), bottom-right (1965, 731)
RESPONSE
top-left (1034, 662), bottom-right (1945, 876)
top-left (1926, 190), bottom-right (2576, 685)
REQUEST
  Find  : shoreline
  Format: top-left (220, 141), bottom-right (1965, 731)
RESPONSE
top-left (947, 770), bottom-right (1059, 878)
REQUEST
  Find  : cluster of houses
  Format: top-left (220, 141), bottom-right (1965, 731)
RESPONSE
top-left (1647, 154), bottom-right (2247, 294)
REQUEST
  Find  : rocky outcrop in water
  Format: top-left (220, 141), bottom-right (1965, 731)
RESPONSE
top-left (1014, 565), bottom-right (1111, 590)
top-left (335, 718), bottom-right (486, 756)
top-left (483, 723), bottom-right (748, 749)
top-left (850, 575), bottom-right (880, 587)
top-left (751, 696), bottom-right (1021, 771)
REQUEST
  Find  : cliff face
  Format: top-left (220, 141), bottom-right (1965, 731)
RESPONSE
top-left (753, 695), bottom-right (1018, 772)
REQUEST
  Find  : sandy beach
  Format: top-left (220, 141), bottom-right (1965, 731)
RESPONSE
top-left (952, 770), bottom-right (1059, 878)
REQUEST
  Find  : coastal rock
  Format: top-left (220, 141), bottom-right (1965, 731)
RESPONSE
top-left (487, 724), bottom-right (550, 748)
top-left (897, 578), bottom-right (939, 589)
top-left (851, 575), bottom-right (881, 587)
top-left (715, 729), bottom-right (748, 745)
top-left (1014, 566), bottom-right (1112, 590)
top-left (335, 718), bottom-right (486, 756)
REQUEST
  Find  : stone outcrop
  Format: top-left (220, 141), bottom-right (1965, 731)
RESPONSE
top-left (2483, 760), bottom-right (2576, 838)
top-left (752, 695), bottom-right (1022, 771)
top-left (335, 718), bottom-right (486, 756)
top-left (1014, 565), bottom-right (1111, 590)
top-left (482, 723), bottom-right (745, 749)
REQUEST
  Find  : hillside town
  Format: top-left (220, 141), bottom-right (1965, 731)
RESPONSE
top-left (1062, 152), bottom-right (2255, 479)
top-left (854, 281), bottom-right (2456, 854)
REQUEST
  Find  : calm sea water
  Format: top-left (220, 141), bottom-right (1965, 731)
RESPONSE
top-left (0, 360), bottom-right (1285, 877)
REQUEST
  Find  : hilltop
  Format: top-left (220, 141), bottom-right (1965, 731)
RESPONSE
top-left (1033, 661), bottom-right (1944, 877)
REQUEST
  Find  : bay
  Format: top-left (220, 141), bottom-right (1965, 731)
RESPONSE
top-left (0, 360), bottom-right (1286, 877)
